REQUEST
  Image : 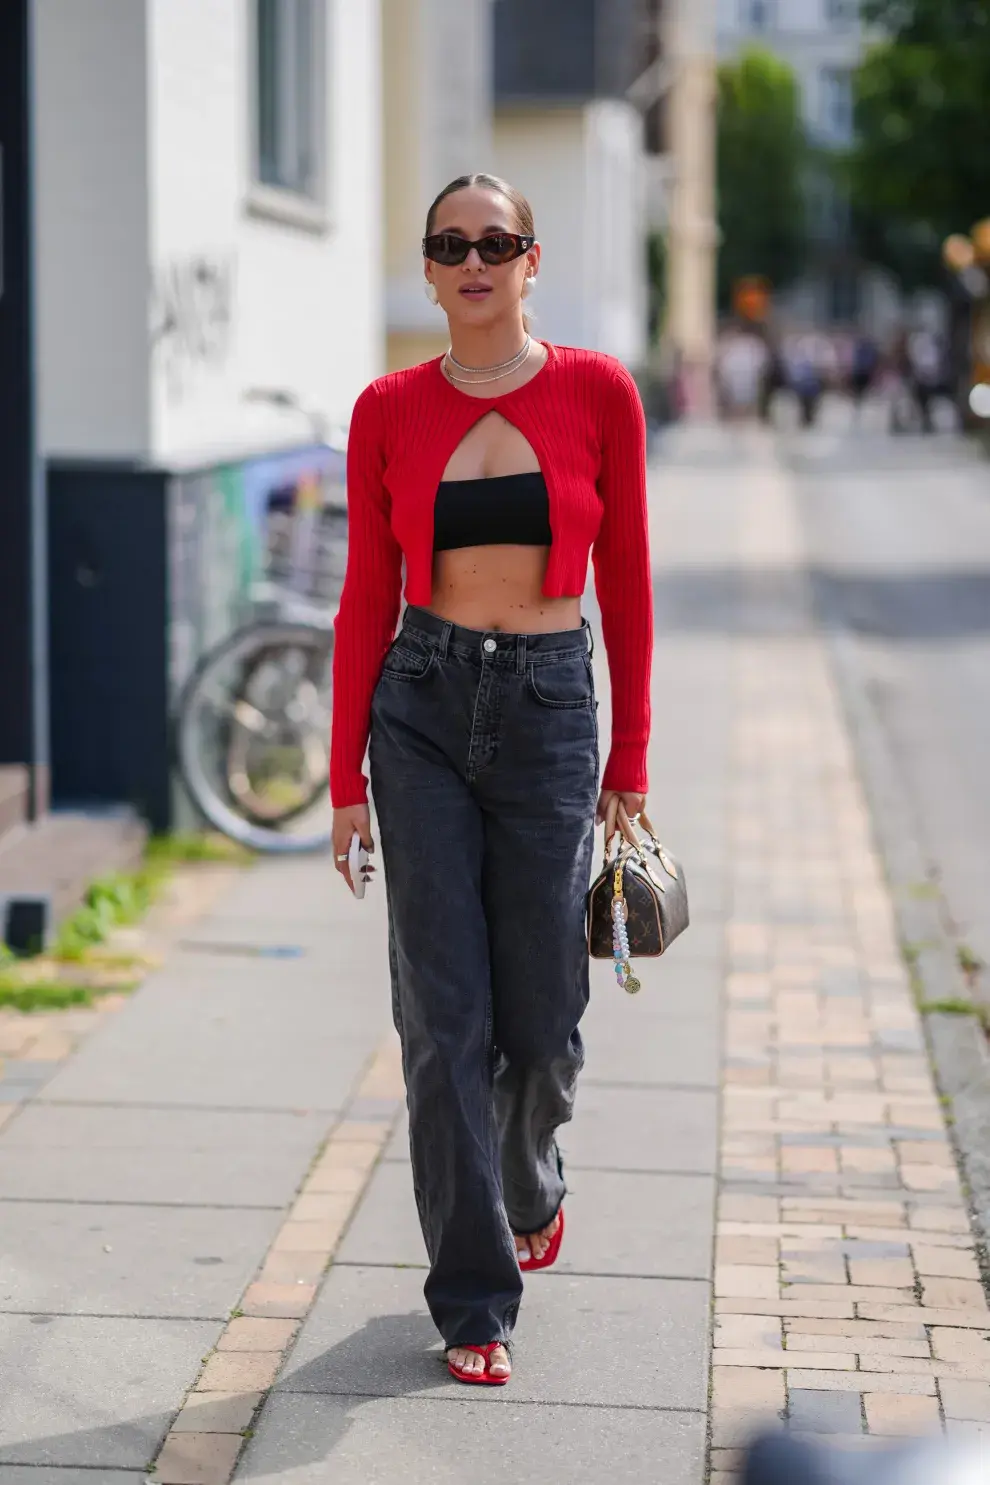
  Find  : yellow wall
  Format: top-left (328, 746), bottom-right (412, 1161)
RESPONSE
top-left (386, 330), bottom-right (448, 374)
top-left (382, 0), bottom-right (422, 279)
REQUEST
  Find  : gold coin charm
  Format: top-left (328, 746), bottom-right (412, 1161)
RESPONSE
top-left (624, 975), bottom-right (642, 996)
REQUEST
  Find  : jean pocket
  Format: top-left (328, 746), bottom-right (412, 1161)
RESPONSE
top-left (527, 656), bottom-right (594, 709)
top-left (380, 640), bottom-right (436, 683)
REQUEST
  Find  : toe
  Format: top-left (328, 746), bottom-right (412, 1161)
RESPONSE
top-left (489, 1345), bottom-right (511, 1377)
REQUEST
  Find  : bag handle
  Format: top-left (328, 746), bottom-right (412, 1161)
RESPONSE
top-left (638, 809), bottom-right (679, 881)
top-left (601, 799), bottom-right (646, 868)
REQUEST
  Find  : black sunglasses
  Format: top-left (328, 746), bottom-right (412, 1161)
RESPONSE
top-left (422, 232), bottom-right (535, 267)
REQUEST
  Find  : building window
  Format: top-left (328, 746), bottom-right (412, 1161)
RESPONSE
top-left (820, 66), bottom-right (853, 144)
top-left (740, 0), bottom-right (774, 29)
top-left (253, 0), bottom-right (325, 203)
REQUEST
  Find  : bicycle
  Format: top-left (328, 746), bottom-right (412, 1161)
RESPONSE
top-left (174, 440), bottom-right (346, 855)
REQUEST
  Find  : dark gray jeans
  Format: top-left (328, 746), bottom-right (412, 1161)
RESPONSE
top-left (369, 607), bottom-right (598, 1349)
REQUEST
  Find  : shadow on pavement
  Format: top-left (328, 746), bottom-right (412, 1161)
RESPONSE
top-left (0, 1312), bottom-right (453, 1477)
top-left (651, 565), bottom-right (990, 641)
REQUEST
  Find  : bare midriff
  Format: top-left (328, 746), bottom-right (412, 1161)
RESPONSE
top-left (429, 546), bottom-right (581, 634)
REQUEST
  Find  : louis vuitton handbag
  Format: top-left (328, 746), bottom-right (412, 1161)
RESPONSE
top-left (587, 804), bottom-right (689, 993)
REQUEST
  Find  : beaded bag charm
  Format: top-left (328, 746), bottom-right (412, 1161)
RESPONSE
top-left (611, 863), bottom-right (642, 995)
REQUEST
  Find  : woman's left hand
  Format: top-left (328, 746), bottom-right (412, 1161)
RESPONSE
top-left (597, 790), bottom-right (646, 832)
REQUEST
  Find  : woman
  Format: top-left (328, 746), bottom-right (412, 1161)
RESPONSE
top-left (330, 173), bottom-right (652, 1385)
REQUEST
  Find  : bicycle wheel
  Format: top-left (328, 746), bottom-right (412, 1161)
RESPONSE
top-left (175, 622), bottom-right (333, 854)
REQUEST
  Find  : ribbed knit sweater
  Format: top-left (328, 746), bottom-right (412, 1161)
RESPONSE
top-left (330, 341), bottom-right (653, 807)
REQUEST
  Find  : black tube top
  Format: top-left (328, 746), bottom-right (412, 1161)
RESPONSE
top-left (433, 472), bottom-right (552, 553)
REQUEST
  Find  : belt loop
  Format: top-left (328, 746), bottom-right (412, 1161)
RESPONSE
top-left (439, 621), bottom-right (452, 661)
top-left (516, 634), bottom-right (527, 676)
top-left (585, 620), bottom-right (595, 660)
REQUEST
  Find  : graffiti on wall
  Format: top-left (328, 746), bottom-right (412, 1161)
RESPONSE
top-left (151, 253), bottom-right (236, 403)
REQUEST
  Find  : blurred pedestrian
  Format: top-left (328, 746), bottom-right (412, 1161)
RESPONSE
top-left (905, 325), bottom-right (946, 433)
top-left (329, 173), bottom-right (652, 1386)
top-left (783, 332), bottom-right (825, 427)
top-left (715, 325), bottom-right (769, 419)
top-left (849, 331), bottom-right (880, 417)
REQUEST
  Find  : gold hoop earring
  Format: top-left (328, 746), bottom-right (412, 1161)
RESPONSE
top-left (425, 283), bottom-right (439, 306)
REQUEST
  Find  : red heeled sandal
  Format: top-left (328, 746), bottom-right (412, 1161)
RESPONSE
top-left (446, 1341), bottom-right (511, 1386)
top-left (517, 1205), bottom-right (565, 1272)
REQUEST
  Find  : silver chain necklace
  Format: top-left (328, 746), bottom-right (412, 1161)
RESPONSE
top-left (445, 335), bottom-right (531, 377)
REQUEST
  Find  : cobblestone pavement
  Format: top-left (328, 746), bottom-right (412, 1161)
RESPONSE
top-left (713, 429), bottom-right (990, 1472)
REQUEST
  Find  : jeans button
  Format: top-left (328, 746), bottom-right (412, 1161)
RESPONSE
top-left (483, 638), bottom-right (497, 655)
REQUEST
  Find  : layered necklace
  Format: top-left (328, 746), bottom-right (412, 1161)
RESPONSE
top-left (443, 335), bottom-right (532, 386)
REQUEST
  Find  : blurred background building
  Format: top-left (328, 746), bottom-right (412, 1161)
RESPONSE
top-left (384, 0), bottom-right (653, 372)
top-left (718, 0), bottom-right (872, 326)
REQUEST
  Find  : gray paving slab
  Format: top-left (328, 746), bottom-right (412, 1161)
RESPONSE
top-left (278, 1264), bottom-right (710, 1410)
top-left (383, 1080), bottom-right (717, 1174)
top-left (236, 1391), bottom-right (706, 1485)
top-left (0, 1313), bottom-right (217, 1468)
top-left (588, 956), bottom-right (721, 1025)
top-left (560, 1084), bottom-right (718, 1173)
top-left (0, 1471), bottom-right (146, 1485)
top-left (338, 1159), bottom-right (715, 1279)
top-left (37, 976), bottom-right (388, 1111)
top-left (0, 1200), bottom-right (281, 1318)
top-left (581, 994), bottom-right (719, 1086)
top-left (0, 1105), bottom-right (327, 1206)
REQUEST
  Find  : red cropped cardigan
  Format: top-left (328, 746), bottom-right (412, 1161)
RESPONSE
top-left (329, 341), bottom-right (653, 807)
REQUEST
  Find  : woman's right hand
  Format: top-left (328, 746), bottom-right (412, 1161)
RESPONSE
top-left (332, 806), bottom-right (375, 894)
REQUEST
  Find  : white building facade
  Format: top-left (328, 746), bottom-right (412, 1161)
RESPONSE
top-left (382, 0), bottom-right (650, 372)
top-left (33, 0), bottom-right (384, 466)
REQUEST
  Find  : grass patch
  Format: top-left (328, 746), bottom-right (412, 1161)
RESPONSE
top-left (958, 944), bottom-right (985, 981)
top-left (919, 997), bottom-right (990, 1033)
top-left (0, 831), bottom-right (251, 1013)
top-left (902, 880), bottom-right (941, 901)
top-left (902, 939), bottom-right (939, 966)
top-left (52, 867), bottom-right (169, 962)
top-left (0, 980), bottom-right (136, 1013)
top-left (145, 832), bottom-right (255, 866)
top-left (920, 997), bottom-right (980, 1017)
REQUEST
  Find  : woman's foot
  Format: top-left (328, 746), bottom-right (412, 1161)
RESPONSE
top-left (447, 1344), bottom-right (511, 1380)
top-left (514, 1211), bottom-right (561, 1265)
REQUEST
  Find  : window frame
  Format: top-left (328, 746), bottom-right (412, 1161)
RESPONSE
top-left (823, 0), bottom-right (856, 25)
top-left (819, 64), bottom-right (854, 145)
top-left (246, 0), bottom-right (331, 233)
top-left (739, 0), bottom-right (774, 30)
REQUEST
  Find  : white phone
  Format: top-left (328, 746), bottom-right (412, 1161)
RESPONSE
top-left (347, 833), bottom-right (371, 900)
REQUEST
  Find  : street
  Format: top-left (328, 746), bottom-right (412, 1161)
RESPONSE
top-left (786, 412), bottom-right (990, 975)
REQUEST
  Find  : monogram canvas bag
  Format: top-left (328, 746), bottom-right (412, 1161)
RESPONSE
top-left (587, 805), bottom-right (689, 993)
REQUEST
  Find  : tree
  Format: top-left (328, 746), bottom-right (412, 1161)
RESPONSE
top-left (716, 48), bottom-right (808, 310)
top-left (849, 0), bottom-right (990, 257)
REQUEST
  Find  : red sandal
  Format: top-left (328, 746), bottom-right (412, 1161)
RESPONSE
top-left (517, 1205), bottom-right (565, 1273)
top-left (446, 1341), bottom-right (511, 1386)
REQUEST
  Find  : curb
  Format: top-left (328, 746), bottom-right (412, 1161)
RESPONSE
top-left (819, 614), bottom-right (990, 1252)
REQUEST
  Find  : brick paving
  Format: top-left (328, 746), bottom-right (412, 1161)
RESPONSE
top-left (152, 1041), bottom-right (406, 1485)
top-left (713, 438), bottom-right (990, 1460)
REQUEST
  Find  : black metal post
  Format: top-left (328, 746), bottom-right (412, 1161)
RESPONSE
top-left (0, 0), bottom-right (47, 818)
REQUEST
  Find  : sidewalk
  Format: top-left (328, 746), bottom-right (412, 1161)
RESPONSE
top-left (0, 426), bottom-right (986, 1484)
